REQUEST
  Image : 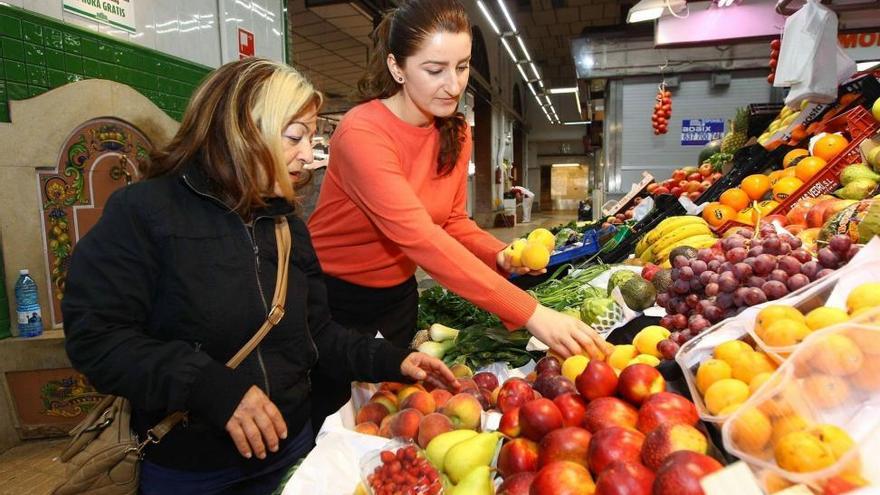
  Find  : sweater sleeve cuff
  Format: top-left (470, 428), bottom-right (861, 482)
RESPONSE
top-left (478, 239), bottom-right (508, 275)
top-left (488, 283), bottom-right (539, 330)
top-left (372, 342), bottom-right (413, 383)
top-left (186, 361), bottom-right (258, 429)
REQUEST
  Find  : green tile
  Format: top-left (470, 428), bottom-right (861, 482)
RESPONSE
top-left (117, 66), bottom-right (135, 86)
top-left (0, 103), bottom-right (8, 123)
top-left (156, 76), bottom-right (173, 94)
top-left (0, 14), bottom-right (20, 39)
top-left (47, 68), bottom-right (67, 88)
top-left (96, 41), bottom-right (113, 62)
top-left (82, 57), bottom-right (99, 77)
top-left (133, 70), bottom-right (156, 90)
top-left (62, 32), bottom-right (80, 54)
top-left (21, 21), bottom-right (42, 45)
top-left (27, 65), bottom-right (47, 86)
top-left (98, 61), bottom-right (116, 79)
top-left (3, 59), bottom-right (26, 83)
top-left (64, 53), bottom-right (83, 74)
top-left (0, 61), bottom-right (4, 79)
top-left (80, 37), bottom-right (98, 59)
top-left (28, 85), bottom-right (46, 97)
top-left (2, 37), bottom-right (24, 62)
top-left (6, 81), bottom-right (27, 100)
top-left (45, 47), bottom-right (63, 70)
top-left (24, 42), bottom-right (44, 66)
top-left (45, 28), bottom-right (62, 49)
top-left (117, 47), bottom-right (137, 67)
top-left (0, 79), bottom-right (6, 100)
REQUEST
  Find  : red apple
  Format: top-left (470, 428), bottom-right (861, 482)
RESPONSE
top-left (595, 461), bottom-right (655, 495)
top-left (670, 187), bottom-right (683, 197)
top-left (588, 426), bottom-right (646, 475)
top-left (672, 170), bottom-right (686, 181)
top-left (641, 423), bottom-right (708, 471)
top-left (530, 461), bottom-right (595, 495)
top-left (498, 471), bottom-right (536, 495)
top-left (617, 364), bottom-right (666, 406)
top-left (583, 397), bottom-right (638, 433)
top-left (440, 393), bottom-right (482, 430)
top-left (499, 406), bottom-right (522, 438)
top-left (519, 398), bottom-right (564, 442)
top-left (652, 451), bottom-right (723, 495)
top-left (636, 392), bottom-right (699, 434)
top-left (763, 214), bottom-right (788, 227)
top-left (498, 437), bottom-right (540, 477)
top-left (654, 186), bottom-right (670, 196)
top-left (538, 426), bottom-right (592, 469)
top-left (553, 393), bottom-right (587, 427)
top-left (498, 378), bottom-right (536, 414)
top-left (576, 360), bottom-right (618, 400)
top-left (686, 172), bottom-right (702, 182)
top-left (473, 371), bottom-right (499, 391)
top-left (416, 412), bottom-right (453, 448)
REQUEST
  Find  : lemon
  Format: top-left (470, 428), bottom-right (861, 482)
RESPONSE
top-left (527, 228), bottom-right (555, 252)
top-left (696, 358), bottom-right (732, 395)
top-left (713, 340), bottom-right (753, 365)
top-left (804, 307), bottom-right (849, 331)
top-left (628, 354), bottom-right (661, 367)
top-left (633, 326), bottom-right (671, 358)
top-left (561, 355), bottom-right (589, 382)
top-left (520, 241), bottom-right (550, 270)
top-left (606, 344), bottom-right (638, 370)
top-left (749, 372), bottom-right (773, 395)
top-left (846, 283), bottom-right (880, 314)
top-left (704, 378), bottom-right (750, 415)
top-left (504, 238), bottom-right (528, 267)
top-left (755, 305), bottom-right (805, 334)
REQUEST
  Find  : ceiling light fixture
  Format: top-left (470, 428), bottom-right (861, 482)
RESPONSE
top-left (476, 1), bottom-right (501, 35)
top-left (563, 121), bottom-right (592, 125)
top-left (548, 87), bottom-right (577, 94)
top-left (517, 64), bottom-right (529, 82)
top-left (527, 82), bottom-right (537, 96)
top-left (500, 37), bottom-right (518, 63)
top-left (515, 36), bottom-right (531, 62)
top-left (552, 163), bottom-right (581, 168)
top-left (529, 62), bottom-right (540, 80)
top-left (626, 0), bottom-right (687, 23)
top-left (496, 0), bottom-right (517, 33)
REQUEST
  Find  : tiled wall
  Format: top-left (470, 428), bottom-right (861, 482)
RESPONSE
top-left (0, 5), bottom-right (210, 121)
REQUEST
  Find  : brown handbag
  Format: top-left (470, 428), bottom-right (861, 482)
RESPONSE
top-left (52, 218), bottom-right (292, 495)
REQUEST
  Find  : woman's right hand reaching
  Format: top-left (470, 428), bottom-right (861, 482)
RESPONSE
top-left (525, 304), bottom-right (614, 360)
top-left (226, 385), bottom-right (288, 459)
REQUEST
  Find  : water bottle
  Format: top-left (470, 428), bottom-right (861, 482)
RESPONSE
top-left (14, 269), bottom-right (43, 338)
top-left (0, 249), bottom-right (9, 339)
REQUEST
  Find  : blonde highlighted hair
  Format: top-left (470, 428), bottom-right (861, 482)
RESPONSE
top-left (146, 58), bottom-right (323, 218)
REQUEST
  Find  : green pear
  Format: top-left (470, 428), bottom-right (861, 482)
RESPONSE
top-left (448, 465), bottom-right (495, 495)
top-left (425, 429), bottom-right (478, 469)
top-left (444, 431), bottom-right (501, 484)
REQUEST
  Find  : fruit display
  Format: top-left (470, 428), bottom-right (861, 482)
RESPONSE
top-left (654, 224), bottom-right (856, 346)
top-left (364, 445), bottom-right (443, 495)
top-left (721, 107), bottom-right (749, 155)
top-left (722, 323), bottom-right (880, 493)
top-left (757, 104), bottom-right (805, 147)
top-left (635, 216), bottom-right (718, 267)
top-left (652, 85), bottom-right (672, 136)
top-left (645, 165), bottom-right (723, 201)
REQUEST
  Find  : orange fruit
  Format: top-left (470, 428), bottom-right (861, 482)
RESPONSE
top-left (704, 378), bottom-right (750, 414)
top-left (812, 134), bottom-right (849, 161)
top-left (771, 414), bottom-right (811, 444)
top-left (782, 167), bottom-right (797, 178)
top-left (731, 351), bottom-right (777, 384)
top-left (804, 374), bottom-right (850, 408)
top-left (783, 148), bottom-right (809, 168)
top-left (741, 174), bottom-right (772, 200)
top-left (794, 156), bottom-right (827, 182)
top-left (772, 176), bottom-right (804, 202)
top-left (714, 340), bottom-right (754, 364)
top-left (757, 318), bottom-right (811, 347)
top-left (768, 170), bottom-right (787, 186)
top-left (702, 202), bottom-right (736, 227)
top-left (719, 188), bottom-right (750, 211)
top-left (729, 407), bottom-right (773, 454)
top-left (774, 430), bottom-right (836, 472)
top-left (697, 358), bottom-right (733, 395)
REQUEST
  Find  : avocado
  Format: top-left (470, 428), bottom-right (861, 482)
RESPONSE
top-left (621, 277), bottom-right (657, 311)
top-left (608, 269), bottom-right (637, 295)
top-left (652, 269), bottom-right (674, 294)
top-left (669, 246), bottom-right (699, 261)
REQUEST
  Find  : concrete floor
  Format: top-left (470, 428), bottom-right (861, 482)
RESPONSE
top-left (0, 209), bottom-right (578, 494)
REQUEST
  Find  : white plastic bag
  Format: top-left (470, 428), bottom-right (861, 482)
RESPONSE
top-left (632, 196), bottom-right (654, 222)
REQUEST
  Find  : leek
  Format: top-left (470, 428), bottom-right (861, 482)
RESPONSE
top-left (429, 323), bottom-right (460, 342)
top-left (417, 339), bottom-right (456, 359)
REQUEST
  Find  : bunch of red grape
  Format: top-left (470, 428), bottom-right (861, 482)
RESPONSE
top-left (367, 446), bottom-right (442, 495)
top-left (655, 224), bottom-right (859, 351)
top-left (652, 87), bottom-right (672, 135)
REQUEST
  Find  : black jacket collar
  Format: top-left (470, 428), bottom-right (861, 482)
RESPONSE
top-left (179, 161), bottom-right (296, 219)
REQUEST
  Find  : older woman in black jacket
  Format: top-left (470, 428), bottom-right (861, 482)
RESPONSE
top-left (62, 58), bottom-right (456, 495)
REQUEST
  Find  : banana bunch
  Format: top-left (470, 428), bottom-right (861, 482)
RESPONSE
top-left (635, 216), bottom-right (717, 266)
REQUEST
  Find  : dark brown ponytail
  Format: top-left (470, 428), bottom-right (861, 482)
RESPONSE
top-left (358, 0), bottom-right (470, 177)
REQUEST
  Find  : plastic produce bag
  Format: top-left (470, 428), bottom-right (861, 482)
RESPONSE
top-left (775, 0), bottom-right (856, 107)
top-left (632, 196), bottom-right (654, 222)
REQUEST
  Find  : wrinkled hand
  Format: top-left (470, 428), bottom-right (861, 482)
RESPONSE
top-left (226, 385), bottom-right (287, 460)
top-left (525, 304), bottom-right (614, 360)
top-left (496, 246), bottom-right (546, 277)
top-left (400, 352), bottom-right (460, 391)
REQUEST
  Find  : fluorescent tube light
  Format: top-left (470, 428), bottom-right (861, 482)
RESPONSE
top-left (496, 0), bottom-right (517, 33)
top-left (529, 62), bottom-right (540, 80)
top-left (476, 1), bottom-right (501, 35)
top-left (517, 64), bottom-right (529, 82)
top-left (500, 37), bottom-right (518, 63)
top-left (552, 163), bottom-right (581, 168)
top-left (515, 36), bottom-right (531, 62)
top-left (563, 121), bottom-right (592, 125)
top-left (548, 87), bottom-right (578, 94)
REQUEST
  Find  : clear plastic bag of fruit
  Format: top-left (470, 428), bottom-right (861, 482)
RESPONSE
top-left (360, 439), bottom-right (446, 495)
top-left (721, 322), bottom-right (880, 493)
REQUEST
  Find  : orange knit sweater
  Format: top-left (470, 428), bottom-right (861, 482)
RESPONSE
top-left (308, 100), bottom-right (537, 329)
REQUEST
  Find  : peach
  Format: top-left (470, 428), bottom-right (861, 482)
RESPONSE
top-left (378, 381), bottom-right (404, 394)
top-left (400, 390), bottom-right (436, 415)
top-left (370, 390), bottom-right (398, 415)
top-left (354, 422), bottom-right (379, 436)
top-left (430, 388), bottom-right (453, 408)
top-left (397, 385), bottom-right (424, 404)
top-left (387, 408), bottom-right (424, 441)
top-left (416, 412), bottom-right (453, 448)
top-left (378, 415), bottom-right (393, 438)
top-left (356, 402), bottom-right (391, 426)
top-left (440, 393), bottom-right (483, 431)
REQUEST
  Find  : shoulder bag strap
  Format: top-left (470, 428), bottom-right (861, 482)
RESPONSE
top-left (143, 217), bottom-right (293, 447)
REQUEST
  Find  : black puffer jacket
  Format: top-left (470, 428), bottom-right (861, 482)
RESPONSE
top-left (62, 162), bottom-right (411, 470)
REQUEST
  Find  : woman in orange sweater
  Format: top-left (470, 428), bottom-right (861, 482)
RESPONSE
top-left (308, 0), bottom-right (611, 425)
